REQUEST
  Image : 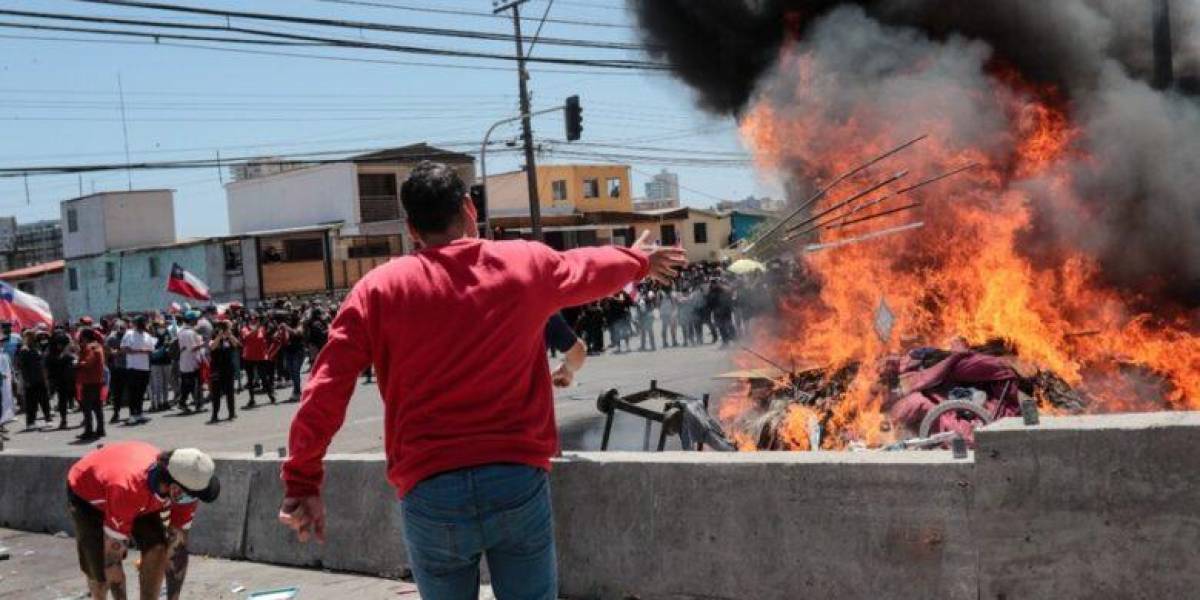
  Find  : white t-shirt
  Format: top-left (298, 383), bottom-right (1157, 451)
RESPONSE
top-left (177, 327), bottom-right (203, 373)
top-left (120, 330), bottom-right (158, 372)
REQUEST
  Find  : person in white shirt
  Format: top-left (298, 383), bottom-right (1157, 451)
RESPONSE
top-left (175, 314), bottom-right (205, 414)
top-left (119, 315), bottom-right (157, 425)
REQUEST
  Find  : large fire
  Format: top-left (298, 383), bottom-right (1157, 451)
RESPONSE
top-left (726, 49), bottom-right (1200, 451)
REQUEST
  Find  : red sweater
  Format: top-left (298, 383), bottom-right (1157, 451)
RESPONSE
top-left (282, 239), bottom-right (648, 498)
top-left (241, 327), bottom-right (268, 362)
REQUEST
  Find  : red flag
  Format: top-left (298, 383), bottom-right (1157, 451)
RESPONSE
top-left (166, 263), bottom-right (211, 301)
top-left (0, 280), bottom-right (53, 328)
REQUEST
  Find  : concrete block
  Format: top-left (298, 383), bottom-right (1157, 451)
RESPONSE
top-left (0, 452), bottom-right (76, 535)
top-left (552, 452), bottom-right (976, 600)
top-left (189, 455), bottom-right (255, 558)
top-left (974, 412), bottom-right (1200, 599)
top-left (242, 454), bottom-right (410, 577)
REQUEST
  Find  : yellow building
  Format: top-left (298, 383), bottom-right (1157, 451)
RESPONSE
top-left (486, 164), bottom-right (632, 215)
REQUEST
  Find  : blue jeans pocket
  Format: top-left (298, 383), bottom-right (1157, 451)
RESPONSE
top-left (402, 502), bottom-right (472, 577)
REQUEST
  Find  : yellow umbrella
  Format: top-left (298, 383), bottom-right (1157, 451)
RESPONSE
top-left (728, 258), bottom-right (766, 275)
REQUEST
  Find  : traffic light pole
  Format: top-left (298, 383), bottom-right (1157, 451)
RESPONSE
top-left (480, 106), bottom-right (564, 241)
top-left (495, 0), bottom-right (544, 241)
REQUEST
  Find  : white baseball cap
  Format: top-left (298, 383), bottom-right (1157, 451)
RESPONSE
top-left (166, 448), bottom-right (220, 503)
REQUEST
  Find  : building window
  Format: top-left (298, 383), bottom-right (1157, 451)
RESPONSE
top-left (148, 256), bottom-right (159, 278)
top-left (582, 178), bottom-right (599, 199)
top-left (105, 261), bottom-right (115, 283)
top-left (67, 208), bottom-right (78, 233)
top-left (283, 237), bottom-right (324, 262)
top-left (660, 224), bottom-right (677, 246)
top-left (68, 267), bottom-right (78, 291)
top-left (607, 177), bottom-right (622, 198)
top-left (693, 222), bottom-right (708, 244)
top-left (552, 180), bottom-right (568, 202)
top-left (224, 241), bottom-right (243, 273)
top-left (17, 282), bottom-right (33, 294)
top-left (358, 173), bottom-right (400, 223)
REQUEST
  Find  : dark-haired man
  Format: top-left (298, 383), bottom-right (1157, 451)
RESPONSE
top-left (67, 441), bottom-right (220, 600)
top-left (280, 161), bottom-right (685, 599)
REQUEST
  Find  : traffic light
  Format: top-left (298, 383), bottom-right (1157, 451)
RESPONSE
top-left (565, 95), bottom-right (583, 141)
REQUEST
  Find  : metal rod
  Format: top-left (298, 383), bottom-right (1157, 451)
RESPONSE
top-left (786, 163), bottom-right (978, 241)
top-left (600, 410), bottom-right (614, 450)
top-left (802, 221), bottom-right (925, 254)
top-left (642, 419), bottom-right (652, 451)
top-left (744, 134), bottom-right (927, 253)
top-left (784, 170), bottom-right (908, 235)
top-left (739, 345), bottom-right (791, 375)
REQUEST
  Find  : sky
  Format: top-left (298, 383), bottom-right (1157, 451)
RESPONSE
top-left (0, 0), bottom-right (782, 238)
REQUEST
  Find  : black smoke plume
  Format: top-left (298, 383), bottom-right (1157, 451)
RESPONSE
top-left (629, 0), bottom-right (1200, 305)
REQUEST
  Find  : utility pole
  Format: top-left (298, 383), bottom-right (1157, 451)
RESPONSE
top-left (494, 0), bottom-right (543, 241)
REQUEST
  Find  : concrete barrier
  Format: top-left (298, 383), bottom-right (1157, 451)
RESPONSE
top-left (973, 412), bottom-right (1200, 599)
top-left (0, 451), bottom-right (75, 535)
top-left (189, 454), bottom-right (256, 558)
top-left (552, 452), bottom-right (976, 600)
top-left (2, 411), bottom-right (1198, 599)
top-left (241, 453), bottom-right (410, 577)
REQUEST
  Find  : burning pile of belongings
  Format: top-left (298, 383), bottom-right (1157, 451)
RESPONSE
top-left (726, 337), bottom-right (1087, 452)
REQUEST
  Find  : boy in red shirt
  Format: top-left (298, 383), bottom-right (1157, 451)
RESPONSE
top-left (67, 441), bottom-right (220, 600)
top-left (278, 162), bottom-right (685, 598)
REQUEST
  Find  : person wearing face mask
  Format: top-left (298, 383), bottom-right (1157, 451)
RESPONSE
top-left (67, 442), bottom-right (220, 600)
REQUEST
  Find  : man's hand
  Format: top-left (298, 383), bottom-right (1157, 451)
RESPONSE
top-left (279, 496), bottom-right (326, 544)
top-left (634, 230), bottom-right (687, 284)
top-left (551, 363), bottom-right (574, 388)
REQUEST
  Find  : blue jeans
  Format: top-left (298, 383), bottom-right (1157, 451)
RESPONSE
top-left (401, 464), bottom-right (557, 600)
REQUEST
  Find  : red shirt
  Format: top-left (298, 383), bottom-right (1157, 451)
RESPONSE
top-left (282, 239), bottom-right (648, 498)
top-left (67, 441), bottom-right (197, 540)
top-left (241, 326), bottom-right (268, 361)
top-left (77, 341), bottom-right (106, 385)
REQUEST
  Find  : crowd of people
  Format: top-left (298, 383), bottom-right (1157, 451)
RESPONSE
top-left (0, 297), bottom-right (346, 441)
top-left (0, 260), bottom-right (805, 444)
top-left (565, 260), bottom-right (799, 354)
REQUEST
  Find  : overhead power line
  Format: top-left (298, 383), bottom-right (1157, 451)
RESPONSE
top-left (0, 14), bottom-right (658, 71)
top-left (66, 0), bottom-right (656, 52)
top-left (0, 33), bottom-right (659, 76)
top-left (317, 0), bottom-right (632, 30)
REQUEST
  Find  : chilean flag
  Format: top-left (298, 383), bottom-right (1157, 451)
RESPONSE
top-left (166, 263), bottom-right (211, 301)
top-left (0, 281), bottom-right (53, 328)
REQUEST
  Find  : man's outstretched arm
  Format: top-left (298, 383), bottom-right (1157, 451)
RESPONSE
top-left (279, 291), bottom-right (371, 543)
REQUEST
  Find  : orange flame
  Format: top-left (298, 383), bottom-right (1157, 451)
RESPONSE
top-left (726, 50), bottom-right (1199, 450)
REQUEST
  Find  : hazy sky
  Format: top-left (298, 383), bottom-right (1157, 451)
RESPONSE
top-left (0, 0), bottom-right (782, 238)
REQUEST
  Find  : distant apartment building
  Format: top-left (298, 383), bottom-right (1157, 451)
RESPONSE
top-left (0, 217), bottom-right (62, 272)
top-left (644, 169), bottom-right (680, 205)
top-left (484, 164), bottom-right (655, 249)
top-left (225, 143), bottom-right (475, 296)
top-left (487, 164), bottom-right (633, 216)
top-left (14, 219), bottom-right (63, 268)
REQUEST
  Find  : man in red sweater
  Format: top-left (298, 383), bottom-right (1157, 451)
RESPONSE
top-left (279, 161), bottom-right (684, 599)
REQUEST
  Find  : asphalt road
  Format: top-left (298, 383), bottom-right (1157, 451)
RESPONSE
top-left (0, 527), bottom-right (451, 599)
top-left (2, 342), bottom-right (738, 457)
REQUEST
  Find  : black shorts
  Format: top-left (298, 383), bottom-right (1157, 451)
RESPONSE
top-left (67, 488), bottom-right (168, 582)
